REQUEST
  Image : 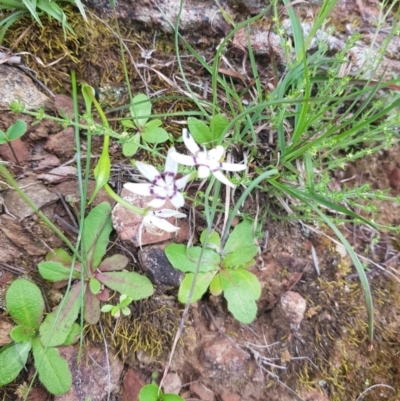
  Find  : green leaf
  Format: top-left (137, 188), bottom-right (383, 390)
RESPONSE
top-left (89, 148), bottom-right (111, 204)
top-left (21, 0), bottom-right (42, 26)
top-left (187, 117), bottom-right (212, 144)
top-left (45, 248), bottom-right (73, 266)
top-left (209, 273), bottom-right (222, 296)
top-left (84, 290), bottom-right (101, 324)
top-left (210, 114), bottom-right (229, 142)
top-left (6, 119), bottom-right (27, 141)
top-left (130, 94), bottom-right (152, 127)
top-left (165, 244), bottom-right (220, 274)
top-left (39, 282), bottom-right (82, 347)
top-left (98, 254), bottom-right (129, 272)
top-left (0, 342), bottom-right (31, 386)
top-left (31, 337), bottom-right (72, 395)
top-left (222, 246), bottom-right (258, 268)
top-left (224, 220), bottom-right (255, 254)
top-left (145, 119), bottom-right (162, 128)
top-left (10, 325), bottom-right (36, 342)
top-left (96, 271), bottom-right (153, 301)
top-left (82, 202), bottom-right (113, 270)
top-left (139, 384), bottom-right (161, 401)
top-left (178, 271), bottom-right (216, 304)
top-left (142, 126), bottom-right (169, 143)
top-left (61, 323), bottom-right (80, 346)
top-left (89, 278), bottom-right (101, 294)
top-left (0, 130), bottom-right (7, 145)
top-left (38, 261), bottom-right (79, 282)
top-left (6, 279), bottom-right (44, 329)
top-left (101, 305), bottom-right (113, 313)
top-left (122, 133), bottom-right (140, 157)
top-left (200, 230), bottom-right (221, 249)
top-left (220, 268), bottom-right (261, 323)
top-left (121, 119), bottom-right (135, 128)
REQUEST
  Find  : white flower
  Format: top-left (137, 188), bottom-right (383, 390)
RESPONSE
top-left (171, 129), bottom-right (246, 188)
top-left (124, 147), bottom-right (191, 208)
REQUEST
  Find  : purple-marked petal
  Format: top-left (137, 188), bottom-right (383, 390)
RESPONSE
top-left (164, 147), bottom-right (178, 185)
top-left (148, 197), bottom-right (167, 208)
top-left (170, 152), bottom-right (197, 166)
top-left (198, 165), bottom-right (211, 178)
top-left (175, 174), bottom-right (191, 189)
top-left (213, 169), bottom-right (236, 187)
top-left (182, 129), bottom-right (200, 154)
top-left (155, 209), bottom-right (186, 218)
top-left (208, 146), bottom-right (225, 161)
top-left (221, 162), bottom-right (247, 171)
top-left (170, 191), bottom-right (185, 208)
top-left (124, 182), bottom-right (152, 196)
top-left (136, 162), bottom-right (166, 186)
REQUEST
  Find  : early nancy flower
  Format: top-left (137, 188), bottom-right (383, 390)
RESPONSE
top-left (171, 129), bottom-right (246, 188)
top-left (124, 147), bottom-right (191, 208)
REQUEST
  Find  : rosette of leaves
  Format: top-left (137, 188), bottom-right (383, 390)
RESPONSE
top-left (0, 279), bottom-right (75, 394)
top-left (139, 384), bottom-right (184, 401)
top-left (38, 202), bottom-right (153, 347)
top-left (165, 220), bottom-right (261, 324)
top-left (120, 93), bottom-right (169, 156)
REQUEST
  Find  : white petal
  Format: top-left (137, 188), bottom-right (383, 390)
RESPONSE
top-left (221, 162), bottom-right (247, 172)
top-left (136, 161), bottom-right (165, 186)
top-left (170, 152), bottom-right (197, 166)
top-left (197, 165), bottom-right (211, 178)
top-left (213, 169), bottom-right (236, 188)
top-left (175, 174), bottom-right (191, 189)
top-left (164, 147), bottom-right (178, 185)
top-left (148, 197), bottom-right (167, 208)
top-left (182, 129), bottom-right (200, 154)
top-left (208, 146), bottom-right (225, 161)
top-left (170, 191), bottom-right (185, 208)
top-left (155, 209), bottom-right (186, 218)
top-left (147, 215), bottom-right (180, 232)
top-left (124, 183), bottom-right (152, 196)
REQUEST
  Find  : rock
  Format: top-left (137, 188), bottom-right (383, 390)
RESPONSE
top-left (220, 391), bottom-right (241, 401)
top-left (163, 373), bottom-right (182, 395)
top-left (37, 166), bottom-right (77, 184)
top-left (2, 176), bottom-right (59, 221)
top-left (138, 245), bottom-right (184, 287)
top-left (0, 138), bottom-right (30, 164)
top-left (36, 153), bottom-right (61, 169)
top-left (55, 345), bottom-right (123, 401)
top-left (201, 338), bottom-right (250, 373)
top-left (280, 291), bottom-right (307, 325)
top-left (190, 382), bottom-right (214, 401)
top-left (54, 94), bottom-right (75, 119)
top-left (388, 167), bottom-right (400, 190)
top-left (44, 126), bottom-right (75, 158)
top-left (121, 368), bottom-right (146, 401)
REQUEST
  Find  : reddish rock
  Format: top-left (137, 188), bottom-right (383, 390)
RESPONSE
top-left (0, 138), bottom-right (30, 164)
top-left (190, 382), bottom-right (215, 401)
top-left (44, 126), bottom-right (75, 158)
top-left (36, 152), bottom-right (61, 169)
top-left (280, 291), bottom-right (307, 325)
top-left (121, 368), bottom-right (146, 401)
top-left (201, 338), bottom-right (250, 373)
top-left (388, 167), bottom-right (400, 190)
top-left (220, 391), bottom-right (241, 401)
top-left (37, 166), bottom-right (77, 184)
top-left (163, 372), bottom-right (182, 395)
top-left (54, 94), bottom-right (75, 119)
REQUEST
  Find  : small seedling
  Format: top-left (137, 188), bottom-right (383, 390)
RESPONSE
top-left (166, 220), bottom-right (261, 324)
top-left (139, 384), bottom-right (184, 401)
top-left (121, 93), bottom-right (169, 156)
top-left (0, 279), bottom-right (75, 394)
top-left (101, 294), bottom-right (133, 318)
top-left (0, 119), bottom-right (27, 165)
top-left (37, 202), bottom-right (154, 346)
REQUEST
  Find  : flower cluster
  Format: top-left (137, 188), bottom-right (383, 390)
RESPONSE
top-left (124, 129), bottom-right (247, 235)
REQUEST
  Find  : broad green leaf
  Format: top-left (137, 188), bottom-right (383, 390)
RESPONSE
top-left (130, 94), bottom-right (151, 127)
top-left (89, 278), bottom-right (101, 294)
top-left (89, 148), bottom-right (111, 204)
top-left (222, 246), bottom-right (258, 268)
top-left (224, 220), bottom-right (255, 254)
top-left (0, 342), bottom-right (31, 386)
top-left (98, 254), bottom-right (129, 272)
top-left (165, 244), bottom-right (220, 274)
top-left (210, 113), bottom-right (229, 142)
top-left (220, 268), bottom-right (261, 324)
top-left (200, 230), bottom-right (221, 249)
top-left (178, 272), bottom-right (215, 304)
top-left (38, 261), bottom-right (79, 282)
top-left (45, 248), bottom-right (73, 266)
top-left (61, 323), bottom-right (80, 346)
top-left (6, 279), bottom-right (44, 329)
top-left (96, 271), bottom-right (153, 301)
top-left (145, 119), bottom-right (162, 128)
top-left (121, 119), bottom-right (135, 128)
top-left (7, 119), bottom-right (27, 141)
top-left (0, 130), bottom-right (7, 145)
top-left (10, 325), bottom-right (36, 342)
top-left (139, 384), bottom-right (161, 401)
top-left (122, 133), bottom-right (140, 157)
top-left (142, 126), bottom-right (169, 143)
top-left (84, 289), bottom-right (101, 324)
top-left (31, 337), bottom-right (72, 395)
top-left (101, 305), bottom-right (113, 313)
top-left (187, 117), bottom-right (212, 144)
top-left (82, 202), bottom-right (113, 270)
top-left (39, 282), bottom-right (82, 347)
top-left (209, 273), bottom-right (222, 296)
